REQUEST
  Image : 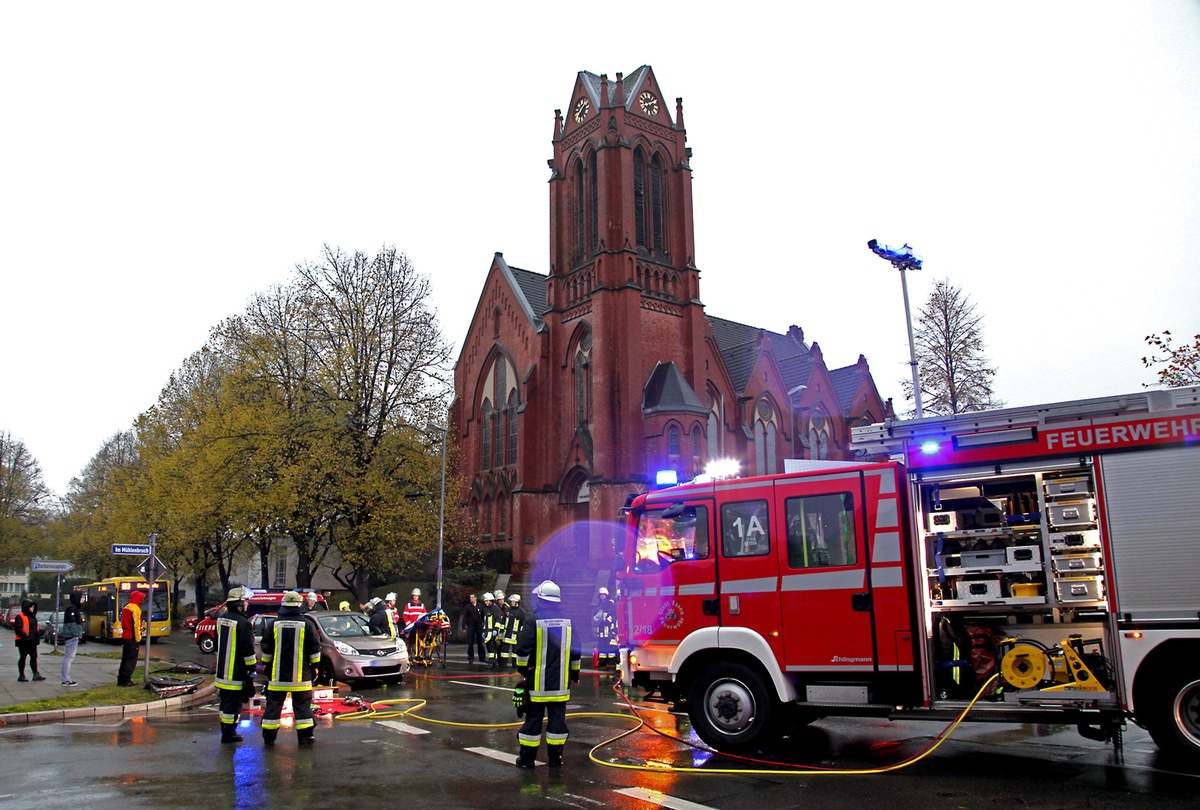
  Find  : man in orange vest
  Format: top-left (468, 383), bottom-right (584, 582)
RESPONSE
top-left (14, 598), bottom-right (46, 682)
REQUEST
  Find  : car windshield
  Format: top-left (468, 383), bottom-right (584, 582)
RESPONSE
top-left (317, 614), bottom-right (375, 638)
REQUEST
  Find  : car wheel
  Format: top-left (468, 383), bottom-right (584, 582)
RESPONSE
top-left (198, 634), bottom-right (216, 654)
top-left (687, 660), bottom-right (778, 751)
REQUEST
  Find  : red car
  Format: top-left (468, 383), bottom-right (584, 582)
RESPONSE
top-left (194, 590), bottom-right (327, 653)
top-left (3, 605), bottom-right (22, 628)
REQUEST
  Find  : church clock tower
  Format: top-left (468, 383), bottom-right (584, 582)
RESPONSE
top-left (543, 67), bottom-right (708, 521)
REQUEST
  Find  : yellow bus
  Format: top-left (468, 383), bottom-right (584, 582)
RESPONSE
top-left (75, 577), bottom-right (171, 641)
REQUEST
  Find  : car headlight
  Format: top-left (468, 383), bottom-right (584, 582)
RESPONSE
top-left (395, 639), bottom-right (407, 655)
top-left (333, 640), bottom-right (358, 656)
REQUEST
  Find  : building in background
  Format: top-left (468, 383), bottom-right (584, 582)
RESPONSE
top-left (452, 67), bottom-right (886, 590)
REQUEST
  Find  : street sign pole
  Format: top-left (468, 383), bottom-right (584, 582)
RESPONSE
top-left (144, 532), bottom-right (157, 686)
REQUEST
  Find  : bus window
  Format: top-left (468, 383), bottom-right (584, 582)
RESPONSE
top-left (634, 505), bottom-right (710, 572)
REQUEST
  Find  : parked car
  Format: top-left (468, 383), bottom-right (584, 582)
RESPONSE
top-left (184, 606), bottom-right (217, 632)
top-left (40, 611), bottom-right (65, 644)
top-left (3, 605), bottom-right (22, 628)
top-left (250, 610), bottom-right (409, 686)
top-left (194, 590), bottom-right (327, 654)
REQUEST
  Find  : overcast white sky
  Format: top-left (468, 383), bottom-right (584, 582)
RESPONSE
top-left (3, 2), bottom-right (1198, 499)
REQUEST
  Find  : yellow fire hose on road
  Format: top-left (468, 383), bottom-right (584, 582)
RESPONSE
top-left (334, 673), bottom-right (1002, 775)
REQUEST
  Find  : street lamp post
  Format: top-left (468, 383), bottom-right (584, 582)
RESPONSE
top-left (427, 421), bottom-right (448, 610)
top-left (867, 239), bottom-right (924, 419)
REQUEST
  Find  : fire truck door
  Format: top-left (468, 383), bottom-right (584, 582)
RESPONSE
top-left (775, 474), bottom-right (876, 674)
top-left (621, 502), bottom-right (718, 653)
top-left (716, 493), bottom-right (784, 661)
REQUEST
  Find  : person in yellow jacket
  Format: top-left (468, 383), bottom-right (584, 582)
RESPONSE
top-left (260, 591), bottom-right (321, 746)
top-left (213, 587), bottom-right (257, 744)
top-left (515, 581), bottom-right (581, 768)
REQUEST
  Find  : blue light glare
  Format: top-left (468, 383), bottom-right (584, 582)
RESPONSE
top-left (920, 441), bottom-right (941, 455)
top-left (655, 469), bottom-right (678, 487)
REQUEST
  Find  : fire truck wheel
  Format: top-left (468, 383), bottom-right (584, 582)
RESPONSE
top-left (688, 661), bottom-right (777, 750)
top-left (1144, 671), bottom-right (1200, 759)
top-left (198, 633), bottom-right (216, 655)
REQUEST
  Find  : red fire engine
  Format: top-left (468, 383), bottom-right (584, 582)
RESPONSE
top-left (616, 386), bottom-right (1200, 759)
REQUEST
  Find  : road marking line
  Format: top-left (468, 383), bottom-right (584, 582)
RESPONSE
top-left (374, 720), bottom-right (430, 735)
top-left (465, 745), bottom-right (541, 766)
top-left (450, 680), bottom-right (517, 692)
top-left (614, 787), bottom-right (718, 810)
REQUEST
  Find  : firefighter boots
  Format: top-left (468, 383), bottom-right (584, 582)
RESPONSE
top-left (263, 731), bottom-right (277, 747)
top-left (220, 723), bottom-right (244, 744)
top-left (298, 728), bottom-right (315, 746)
top-left (547, 746), bottom-right (563, 768)
top-left (516, 746), bottom-right (537, 769)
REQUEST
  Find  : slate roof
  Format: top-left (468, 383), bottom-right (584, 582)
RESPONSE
top-left (829, 364), bottom-right (864, 413)
top-left (643, 361), bottom-right (709, 416)
top-left (707, 315), bottom-right (811, 394)
top-left (577, 66), bottom-right (669, 125)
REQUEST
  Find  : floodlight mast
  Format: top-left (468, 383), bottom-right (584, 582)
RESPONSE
top-left (868, 239), bottom-right (924, 419)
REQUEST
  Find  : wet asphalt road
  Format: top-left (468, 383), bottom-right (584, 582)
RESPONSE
top-left (2, 640), bottom-right (1199, 809)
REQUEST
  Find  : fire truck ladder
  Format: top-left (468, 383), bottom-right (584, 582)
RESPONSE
top-left (851, 387), bottom-right (1200, 456)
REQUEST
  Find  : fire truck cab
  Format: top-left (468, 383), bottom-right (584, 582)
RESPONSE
top-left (617, 386), bottom-right (1200, 759)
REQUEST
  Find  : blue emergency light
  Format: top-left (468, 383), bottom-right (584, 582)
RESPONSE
top-left (655, 469), bottom-right (679, 488)
top-left (919, 440), bottom-right (941, 455)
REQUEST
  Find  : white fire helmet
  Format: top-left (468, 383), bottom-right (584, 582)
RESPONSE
top-left (385, 592), bottom-right (397, 602)
top-left (482, 592), bottom-right (494, 602)
top-left (412, 588), bottom-right (421, 598)
top-left (535, 580), bottom-right (561, 603)
top-left (509, 594), bottom-right (520, 604)
top-left (598, 587), bottom-right (609, 597)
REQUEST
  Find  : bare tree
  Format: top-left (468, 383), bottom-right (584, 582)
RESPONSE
top-left (0, 432), bottom-right (52, 568)
top-left (903, 278), bottom-right (1001, 416)
top-left (1142, 330), bottom-right (1200, 387)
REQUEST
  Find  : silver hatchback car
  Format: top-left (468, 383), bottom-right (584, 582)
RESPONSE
top-left (251, 610), bottom-right (409, 685)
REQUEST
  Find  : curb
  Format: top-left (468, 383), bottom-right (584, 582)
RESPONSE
top-left (0, 681), bottom-right (218, 728)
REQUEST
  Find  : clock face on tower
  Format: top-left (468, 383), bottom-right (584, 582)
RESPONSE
top-left (573, 97), bottom-right (590, 123)
top-left (638, 91), bottom-right (659, 116)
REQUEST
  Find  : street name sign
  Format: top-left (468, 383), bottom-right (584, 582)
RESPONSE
top-left (31, 559), bottom-right (75, 573)
top-left (112, 544), bottom-right (152, 556)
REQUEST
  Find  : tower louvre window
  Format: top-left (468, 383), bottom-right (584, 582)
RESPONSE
top-left (481, 399), bottom-right (493, 470)
top-left (650, 153), bottom-right (664, 253)
top-left (633, 149), bottom-right (646, 248)
top-left (589, 150), bottom-right (599, 253)
top-left (571, 158), bottom-right (585, 265)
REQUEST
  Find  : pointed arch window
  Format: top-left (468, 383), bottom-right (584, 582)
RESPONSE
top-left (574, 331), bottom-right (593, 426)
top-left (571, 158), bottom-right (585, 265)
top-left (753, 398), bottom-right (779, 475)
top-left (668, 425), bottom-right (680, 457)
top-left (707, 391), bottom-right (722, 460)
top-left (507, 389), bottom-right (519, 466)
top-left (481, 399), bottom-right (493, 470)
top-left (589, 150), bottom-right (599, 254)
top-left (808, 409), bottom-right (830, 461)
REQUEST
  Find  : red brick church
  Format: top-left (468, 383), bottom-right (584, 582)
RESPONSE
top-left (450, 66), bottom-right (887, 586)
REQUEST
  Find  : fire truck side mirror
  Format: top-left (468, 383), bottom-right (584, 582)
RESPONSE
top-left (661, 503), bottom-right (692, 520)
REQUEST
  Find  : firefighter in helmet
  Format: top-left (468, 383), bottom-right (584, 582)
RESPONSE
top-left (214, 587), bottom-right (257, 744)
top-left (260, 591), bottom-right (321, 746)
top-left (515, 580), bottom-right (581, 768)
top-left (501, 593), bottom-right (525, 668)
top-left (592, 586), bottom-right (619, 668)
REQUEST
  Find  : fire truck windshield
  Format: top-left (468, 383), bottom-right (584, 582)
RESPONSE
top-left (633, 505), bottom-right (710, 572)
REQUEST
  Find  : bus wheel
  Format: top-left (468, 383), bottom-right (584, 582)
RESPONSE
top-left (1144, 671), bottom-right (1200, 760)
top-left (198, 634), bottom-right (216, 655)
top-left (687, 661), bottom-right (776, 750)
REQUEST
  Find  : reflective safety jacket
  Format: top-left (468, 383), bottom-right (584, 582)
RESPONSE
top-left (484, 602), bottom-right (502, 642)
top-left (214, 607), bottom-right (257, 691)
top-left (502, 605), bottom-right (525, 649)
top-left (260, 607), bottom-right (321, 692)
top-left (368, 607), bottom-right (398, 639)
top-left (592, 598), bottom-right (619, 648)
top-left (515, 605), bottom-right (581, 703)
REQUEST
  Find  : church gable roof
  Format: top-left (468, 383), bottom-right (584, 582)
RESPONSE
top-left (495, 255), bottom-right (547, 331)
top-left (708, 315), bottom-right (811, 394)
top-left (576, 65), bottom-right (674, 127)
top-left (829, 362), bottom-right (866, 413)
top-left (642, 361), bottom-right (708, 417)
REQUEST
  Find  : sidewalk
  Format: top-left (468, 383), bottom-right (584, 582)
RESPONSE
top-left (0, 634), bottom-right (215, 726)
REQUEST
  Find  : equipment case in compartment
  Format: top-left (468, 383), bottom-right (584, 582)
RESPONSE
top-left (1055, 575), bottom-right (1105, 603)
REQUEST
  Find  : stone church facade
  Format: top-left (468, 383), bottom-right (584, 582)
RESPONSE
top-left (451, 66), bottom-right (887, 585)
